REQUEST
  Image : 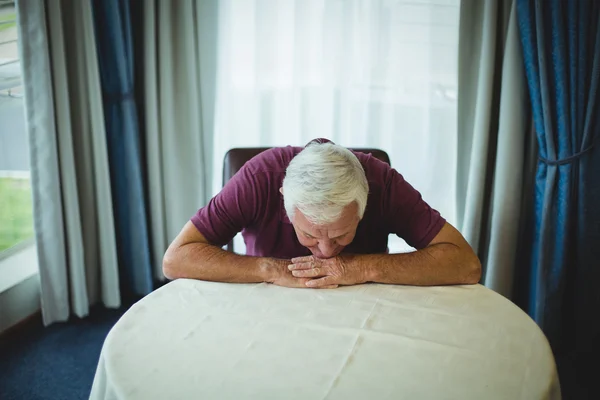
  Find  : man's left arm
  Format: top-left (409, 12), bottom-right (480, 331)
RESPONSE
top-left (289, 222), bottom-right (481, 287)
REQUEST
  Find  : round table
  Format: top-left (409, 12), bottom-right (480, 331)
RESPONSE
top-left (90, 279), bottom-right (560, 400)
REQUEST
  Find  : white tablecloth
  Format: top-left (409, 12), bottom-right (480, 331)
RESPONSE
top-left (90, 279), bottom-right (560, 400)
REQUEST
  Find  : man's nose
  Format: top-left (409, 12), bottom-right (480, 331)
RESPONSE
top-left (318, 241), bottom-right (337, 258)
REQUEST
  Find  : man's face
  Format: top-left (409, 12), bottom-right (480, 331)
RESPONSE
top-left (291, 203), bottom-right (360, 259)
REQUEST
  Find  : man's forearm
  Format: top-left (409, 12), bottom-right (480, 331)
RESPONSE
top-left (352, 243), bottom-right (481, 286)
top-left (163, 242), bottom-right (285, 283)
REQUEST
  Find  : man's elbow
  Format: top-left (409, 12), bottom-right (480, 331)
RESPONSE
top-left (162, 249), bottom-right (181, 280)
top-left (463, 253), bottom-right (482, 285)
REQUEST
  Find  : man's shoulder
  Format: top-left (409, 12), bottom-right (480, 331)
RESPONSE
top-left (352, 150), bottom-right (393, 188)
top-left (244, 146), bottom-right (301, 175)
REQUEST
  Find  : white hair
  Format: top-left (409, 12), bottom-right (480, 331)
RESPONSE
top-left (282, 143), bottom-right (369, 225)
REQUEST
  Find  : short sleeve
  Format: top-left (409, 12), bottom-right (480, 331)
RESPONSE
top-left (382, 168), bottom-right (446, 249)
top-left (191, 165), bottom-right (264, 247)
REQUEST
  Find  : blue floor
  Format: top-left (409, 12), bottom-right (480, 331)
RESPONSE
top-left (0, 306), bottom-right (128, 400)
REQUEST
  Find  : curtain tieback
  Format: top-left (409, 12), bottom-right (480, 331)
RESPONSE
top-left (538, 140), bottom-right (596, 166)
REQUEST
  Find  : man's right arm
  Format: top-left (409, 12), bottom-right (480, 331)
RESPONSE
top-left (162, 222), bottom-right (310, 288)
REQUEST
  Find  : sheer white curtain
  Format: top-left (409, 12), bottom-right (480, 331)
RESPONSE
top-left (212, 0), bottom-right (460, 252)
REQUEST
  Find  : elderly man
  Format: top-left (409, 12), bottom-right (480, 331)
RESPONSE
top-left (163, 140), bottom-right (481, 288)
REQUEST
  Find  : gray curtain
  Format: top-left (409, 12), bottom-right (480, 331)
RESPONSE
top-left (17, 0), bottom-right (121, 325)
top-left (142, 0), bottom-right (218, 278)
top-left (456, 0), bottom-right (531, 298)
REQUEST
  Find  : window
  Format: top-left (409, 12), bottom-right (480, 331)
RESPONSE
top-left (212, 0), bottom-right (460, 253)
top-left (0, 1), bottom-right (36, 271)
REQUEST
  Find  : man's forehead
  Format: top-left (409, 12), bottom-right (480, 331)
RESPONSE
top-left (304, 224), bottom-right (353, 237)
top-left (296, 213), bottom-right (358, 237)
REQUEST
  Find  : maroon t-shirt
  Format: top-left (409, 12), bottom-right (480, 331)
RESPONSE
top-left (191, 146), bottom-right (445, 258)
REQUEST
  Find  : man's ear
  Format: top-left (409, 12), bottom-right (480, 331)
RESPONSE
top-left (279, 187), bottom-right (284, 195)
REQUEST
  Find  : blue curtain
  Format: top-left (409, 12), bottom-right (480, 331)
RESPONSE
top-left (517, 0), bottom-right (600, 356)
top-left (92, 0), bottom-right (153, 296)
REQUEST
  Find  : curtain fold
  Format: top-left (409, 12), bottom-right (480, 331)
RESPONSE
top-left (17, 0), bottom-right (120, 325)
top-left (516, 0), bottom-right (600, 358)
top-left (142, 0), bottom-right (216, 277)
top-left (92, 0), bottom-right (153, 296)
top-left (456, 0), bottom-right (530, 297)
